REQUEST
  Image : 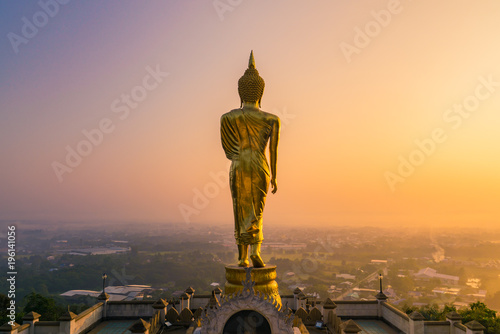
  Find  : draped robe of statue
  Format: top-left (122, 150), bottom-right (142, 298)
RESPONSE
top-left (220, 108), bottom-right (279, 245)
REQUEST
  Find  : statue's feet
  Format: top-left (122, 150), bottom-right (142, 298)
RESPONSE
top-left (250, 254), bottom-right (265, 268)
top-left (237, 244), bottom-right (249, 267)
top-left (250, 243), bottom-right (265, 268)
top-left (238, 259), bottom-right (250, 267)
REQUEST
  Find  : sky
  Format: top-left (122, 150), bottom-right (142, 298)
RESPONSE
top-left (1, 1), bottom-right (499, 228)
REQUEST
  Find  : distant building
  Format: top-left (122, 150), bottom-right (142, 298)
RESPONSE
top-left (60, 290), bottom-right (100, 298)
top-left (336, 273), bottom-right (356, 280)
top-left (432, 287), bottom-right (460, 296)
top-left (61, 285), bottom-right (151, 302)
top-left (383, 288), bottom-right (397, 299)
top-left (414, 267), bottom-right (459, 285)
top-left (466, 278), bottom-right (481, 289)
top-left (407, 291), bottom-right (422, 298)
top-left (352, 288), bottom-right (377, 293)
top-left (61, 247), bottom-right (130, 256)
top-left (262, 242), bottom-right (307, 249)
top-left (467, 290), bottom-right (487, 300)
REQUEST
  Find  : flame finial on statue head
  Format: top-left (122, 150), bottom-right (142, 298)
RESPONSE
top-left (248, 50), bottom-right (256, 69)
top-left (238, 50), bottom-right (265, 107)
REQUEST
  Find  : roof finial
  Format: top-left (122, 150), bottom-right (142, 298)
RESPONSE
top-left (248, 50), bottom-right (255, 69)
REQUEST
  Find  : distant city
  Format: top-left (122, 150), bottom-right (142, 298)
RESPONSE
top-left (1, 221), bottom-right (500, 314)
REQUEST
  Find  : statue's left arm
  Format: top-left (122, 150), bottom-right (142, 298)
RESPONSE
top-left (269, 117), bottom-right (280, 194)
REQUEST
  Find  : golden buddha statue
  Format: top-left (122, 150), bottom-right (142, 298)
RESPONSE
top-left (220, 51), bottom-right (280, 268)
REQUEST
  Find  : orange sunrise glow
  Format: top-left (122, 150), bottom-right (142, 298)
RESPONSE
top-left (1, 1), bottom-right (499, 228)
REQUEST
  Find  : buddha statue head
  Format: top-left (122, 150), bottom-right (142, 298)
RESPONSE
top-left (238, 50), bottom-right (265, 107)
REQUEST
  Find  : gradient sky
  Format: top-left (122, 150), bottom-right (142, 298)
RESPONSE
top-left (1, 1), bottom-right (499, 227)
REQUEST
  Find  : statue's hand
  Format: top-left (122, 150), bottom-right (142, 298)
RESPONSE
top-left (271, 179), bottom-right (278, 194)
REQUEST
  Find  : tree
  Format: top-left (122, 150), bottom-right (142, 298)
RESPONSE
top-left (0, 293), bottom-right (11, 325)
top-left (22, 293), bottom-right (65, 321)
top-left (486, 291), bottom-right (500, 312)
top-left (403, 302), bottom-right (500, 334)
top-left (459, 302), bottom-right (500, 334)
top-left (403, 303), bottom-right (449, 321)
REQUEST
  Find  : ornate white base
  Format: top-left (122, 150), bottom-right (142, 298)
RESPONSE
top-left (201, 268), bottom-right (294, 334)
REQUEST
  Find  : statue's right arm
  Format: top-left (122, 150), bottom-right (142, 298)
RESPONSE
top-left (269, 117), bottom-right (280, 194)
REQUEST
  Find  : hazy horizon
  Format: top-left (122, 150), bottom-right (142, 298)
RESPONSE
top-left (2, 219), bottom-right (500, 232)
